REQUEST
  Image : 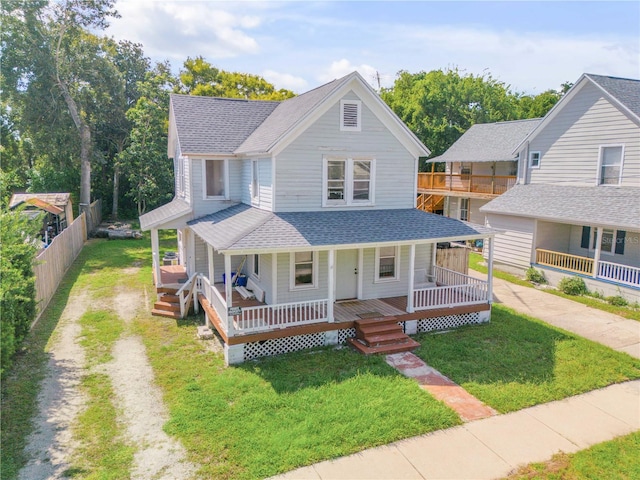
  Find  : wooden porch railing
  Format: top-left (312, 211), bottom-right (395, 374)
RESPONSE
top-left (413, 266), bottom-right (488, 310)
top-left (417, 172), bottom-right (516, 195)
top-left (175, 272), bottom-right (200, 318)
top-left (598, 261), bottom-right (640, 287)
top-left (199, 275), bottom-right (228, 333)
top-left (237, 299), bottom-right (328, 334)
top-left (536, 249), bottom-right (594, 275)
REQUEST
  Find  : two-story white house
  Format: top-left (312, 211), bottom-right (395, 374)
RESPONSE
top-left (482, 74), bottom-right (640, 301)
top-left (140, 72), bottom-right (497, 365)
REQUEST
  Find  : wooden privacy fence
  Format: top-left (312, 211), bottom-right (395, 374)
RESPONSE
top-left (33, 212), bottom-right (87, 322)
top-left (84, 198), bottom-right (102, 234)
top-left (436, 244), bottom-right (470, 275)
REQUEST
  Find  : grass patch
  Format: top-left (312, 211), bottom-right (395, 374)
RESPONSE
top-left (414, 304), bottom-right (640, 413)
top-left (506, 430), bottom-right (640, 479)
top-left (136, 315), bottom-right (461, 479)
top-left (544, 289), bottom-right (640, 322)
top-left (469, 252), bottom-right (532, 287)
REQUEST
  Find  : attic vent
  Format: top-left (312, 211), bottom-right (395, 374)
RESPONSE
top-left (340, 100), bottom-right (361, 131)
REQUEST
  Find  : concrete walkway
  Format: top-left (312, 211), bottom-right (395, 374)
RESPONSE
top-left (272, 273), bottom-right (640, 480)
top-left (474, 272), bottom-right (640, 359)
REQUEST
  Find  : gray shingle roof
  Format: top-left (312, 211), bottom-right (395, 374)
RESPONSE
top-left (236, 77), bottom-right (345, 154)
top-left (427, 119), bottom-right (541, 163)
top-left (587, 74), bottom-right (640, 120)
top-left (481, 185), bottom-right (640, 231)
top-left (139, 198), bottom-right (191, 230)
top-left (188, 204), bottom-right (494, 251)
top-left (170, 94), bottom-right (279, 154)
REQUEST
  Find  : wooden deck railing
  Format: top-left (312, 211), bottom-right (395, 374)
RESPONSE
top-left (175, 272), bottom-right (199, 318)
top-left (536, 249), bottom-right (594, 275)
top-left (413, 266), bottom-right (488, 310)
top-left (199, 276), bottom-right (228, 334)
top-left (237, 299), bottom-right (328, 334)
top-left (417, 172), bottom-right (516, 195)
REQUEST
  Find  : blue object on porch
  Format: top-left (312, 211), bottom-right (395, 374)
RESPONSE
top-left (222, 273), bottom-right (247, 286)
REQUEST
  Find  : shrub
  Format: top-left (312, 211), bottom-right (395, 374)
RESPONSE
top-left (607, 295), bottom-right (628, 307)
top-left (525, 267), bottom-right (546, 284)
top-left (557, 276), bottom-right (588, 296)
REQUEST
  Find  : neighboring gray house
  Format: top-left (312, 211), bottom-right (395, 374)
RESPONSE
top-left (140, 72), bottom-right (498, 365)
top-left (418, 119), bottom-right (540, 224)
top-left (482, 73), bottom-right (640, 301)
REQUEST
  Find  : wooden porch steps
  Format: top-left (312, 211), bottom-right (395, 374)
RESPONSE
top-left (348, 317), bottom-right (420, 355)
top-left (152, 287), bottom-right (192, 319)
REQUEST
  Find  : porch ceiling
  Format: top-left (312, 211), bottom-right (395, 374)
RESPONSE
top-left (188, 204), bottom-right (496, 252)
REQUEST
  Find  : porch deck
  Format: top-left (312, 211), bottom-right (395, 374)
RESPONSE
top-left (156, 264), bottom-right (188, 287)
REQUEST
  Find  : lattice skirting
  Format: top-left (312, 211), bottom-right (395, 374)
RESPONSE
top-left (337, 327), bottom-right (356, 344)
top-left (417, 312), bottom-right (483, 333)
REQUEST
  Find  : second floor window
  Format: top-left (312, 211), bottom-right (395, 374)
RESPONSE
top-left (204, 159), bottom-right (227, 199)
top-left (252, 160), bottom-right (259, 200)
top-left (323, 157), bottom-right (375, 206)
top-left (599, 145), bottom-right (623, 185)
top-left (529, 151), bottom-right (541, 169)
top-left (459, 198), bottom-right (470, 222)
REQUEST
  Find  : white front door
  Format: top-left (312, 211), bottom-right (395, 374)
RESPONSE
top-left (336, 249), bottom-right (358, 300)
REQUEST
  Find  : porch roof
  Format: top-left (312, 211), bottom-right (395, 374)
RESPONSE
top-left (139, 198), bottom-right (191, 231)
top-left (188, 204), bottom-right (494, 252)
top-left (481, 184), bottom-right (640, 231)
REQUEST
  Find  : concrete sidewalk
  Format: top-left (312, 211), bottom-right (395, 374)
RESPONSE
top-left (474, 272), bottom-right (640, 359)
top-left (272, 273), bottom-right (640, 480)
top-left (273, 381), bottom-right (639, 480)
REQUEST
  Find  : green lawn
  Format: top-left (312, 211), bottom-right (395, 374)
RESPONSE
top-left (3, 237), bottom-right (639, 480)
top-left (505, 430), bottom-right (640, 479)
top-left (413, 304), bottom-right (640, 413)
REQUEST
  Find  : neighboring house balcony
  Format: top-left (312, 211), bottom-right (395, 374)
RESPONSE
top-left (417, 171), bottom-right (517, 198)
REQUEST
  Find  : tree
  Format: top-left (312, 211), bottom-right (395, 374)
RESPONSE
top-left (118, 63), bottom-right (176, 216)
top-left (178, 56), bottom-right (295, 100)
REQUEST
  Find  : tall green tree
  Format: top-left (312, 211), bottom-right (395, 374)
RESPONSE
top-left (178, 56), bottom-right (295, 100)
top-left (118, 63), bottom-right (176, 216)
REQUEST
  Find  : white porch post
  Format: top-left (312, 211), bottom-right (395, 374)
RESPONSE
top-left (207, 245), bottom-right (215, 283)
top-left (224, 254), bottom-right (234, 335)
top-left (407, 244), bottom-right (415, 313)
top-left (431, 241), bottom-right (438, 276)
top-left (151, 228), bottom-right (162, 287)
top-left (592, 227), bottom-right (603, 278)
top-left (327, 249), bottom-right (335, 322)
top-left (487, 236), bottom-right (494, 304)
top-left (272, 253), bottom-right (278, 304)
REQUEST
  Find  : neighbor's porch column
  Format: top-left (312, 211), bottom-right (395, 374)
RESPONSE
top-left (407, 244), bottom-right (415, 313)
top-left (592, 227), bottom-right (603, 278)
top-left (487, 236), bottom-right (494, 304)
top-left (327, 249), bottom-right (335, 322)
top-left (151, 228), bottom-right (162, 287)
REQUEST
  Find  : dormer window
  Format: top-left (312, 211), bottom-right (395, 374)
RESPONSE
top-left (340, 100), bottom-right (361, 131)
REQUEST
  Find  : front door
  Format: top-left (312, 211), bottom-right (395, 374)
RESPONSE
top-left (336, 250), bottom-right (358, 300)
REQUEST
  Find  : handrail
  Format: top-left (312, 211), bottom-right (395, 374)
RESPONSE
top-left (535, 249), bottom-right (593, 275)
top-left (417, 172), bottom-right (516, 195)
top-left (176, 272), bottom-right (199, 318)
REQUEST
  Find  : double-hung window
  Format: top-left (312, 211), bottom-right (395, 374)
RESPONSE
top-left (204, 159), bottom-right (228, 199)
top-left (598, 145), bottom-right (623, 185)
top-left (177, 156), bottom-right (186, 197)
top-left (375, 246), bottom-right (399, 282)
top-left (529, 151), bottom-right (541, 169)
top-left (252, 254), bottom-right (260, 278)
top-left (323, 156), bottom-right (375, 206)
top-left (251, 160), bottom-right (259, 201)
top-left (459, 198), bottom-right (470, 222)
top-left (290, 251), bottom-right (317, 289)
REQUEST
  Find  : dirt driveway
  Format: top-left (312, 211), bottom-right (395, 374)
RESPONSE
top-left (18, 269), bottom-right (198, 479)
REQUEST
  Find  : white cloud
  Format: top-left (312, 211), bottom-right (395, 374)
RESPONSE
top-left (262, 70), bottom-right (308, 93)
top-left (319, 60), bottom-right (382, 89)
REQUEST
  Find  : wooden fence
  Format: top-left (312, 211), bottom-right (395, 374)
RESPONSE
top-left (84, 198), bottom-right (102, 234)
top-left (436, 244), bottom-right (470, 275)
top-left (33, 213), bottom-right (87, 322)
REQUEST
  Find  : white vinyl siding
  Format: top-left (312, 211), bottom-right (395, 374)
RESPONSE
top-left (527, 82), bottom-right (640, 186)
top-left (275, 92), bottom-right (416, 211)
top-left (485, 214), bottom-right (535, 270)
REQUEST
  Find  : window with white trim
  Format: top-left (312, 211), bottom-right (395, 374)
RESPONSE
top-left (323, 156), bottom-right (375, 206)
top-left (290, 251), bottom-right (317, 289)
top-left (529, 151), bottom-right (541, 169)
top-left (598, 145), bottom-right (623, 185)
top-left (340, 100), bottom-right (361, 131)
top-left (591, 228), bottom-right (617, 255)
top-left (204, 159), bottom-right (228, 199)
top-left (251, 160), bottom-right (259, 200)
top-left (459, 198), bottom-right (469, 222)
top-left (375, 246), bottom-right (399, 281)
top-left (177, 156), bottom-right (186, 197)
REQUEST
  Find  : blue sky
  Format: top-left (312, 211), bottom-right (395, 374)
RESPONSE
top-left (106, 1), bottom-right (640, 94)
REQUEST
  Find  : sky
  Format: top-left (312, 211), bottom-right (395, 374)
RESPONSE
top-left (105, 1), bottom-right (640, 95)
